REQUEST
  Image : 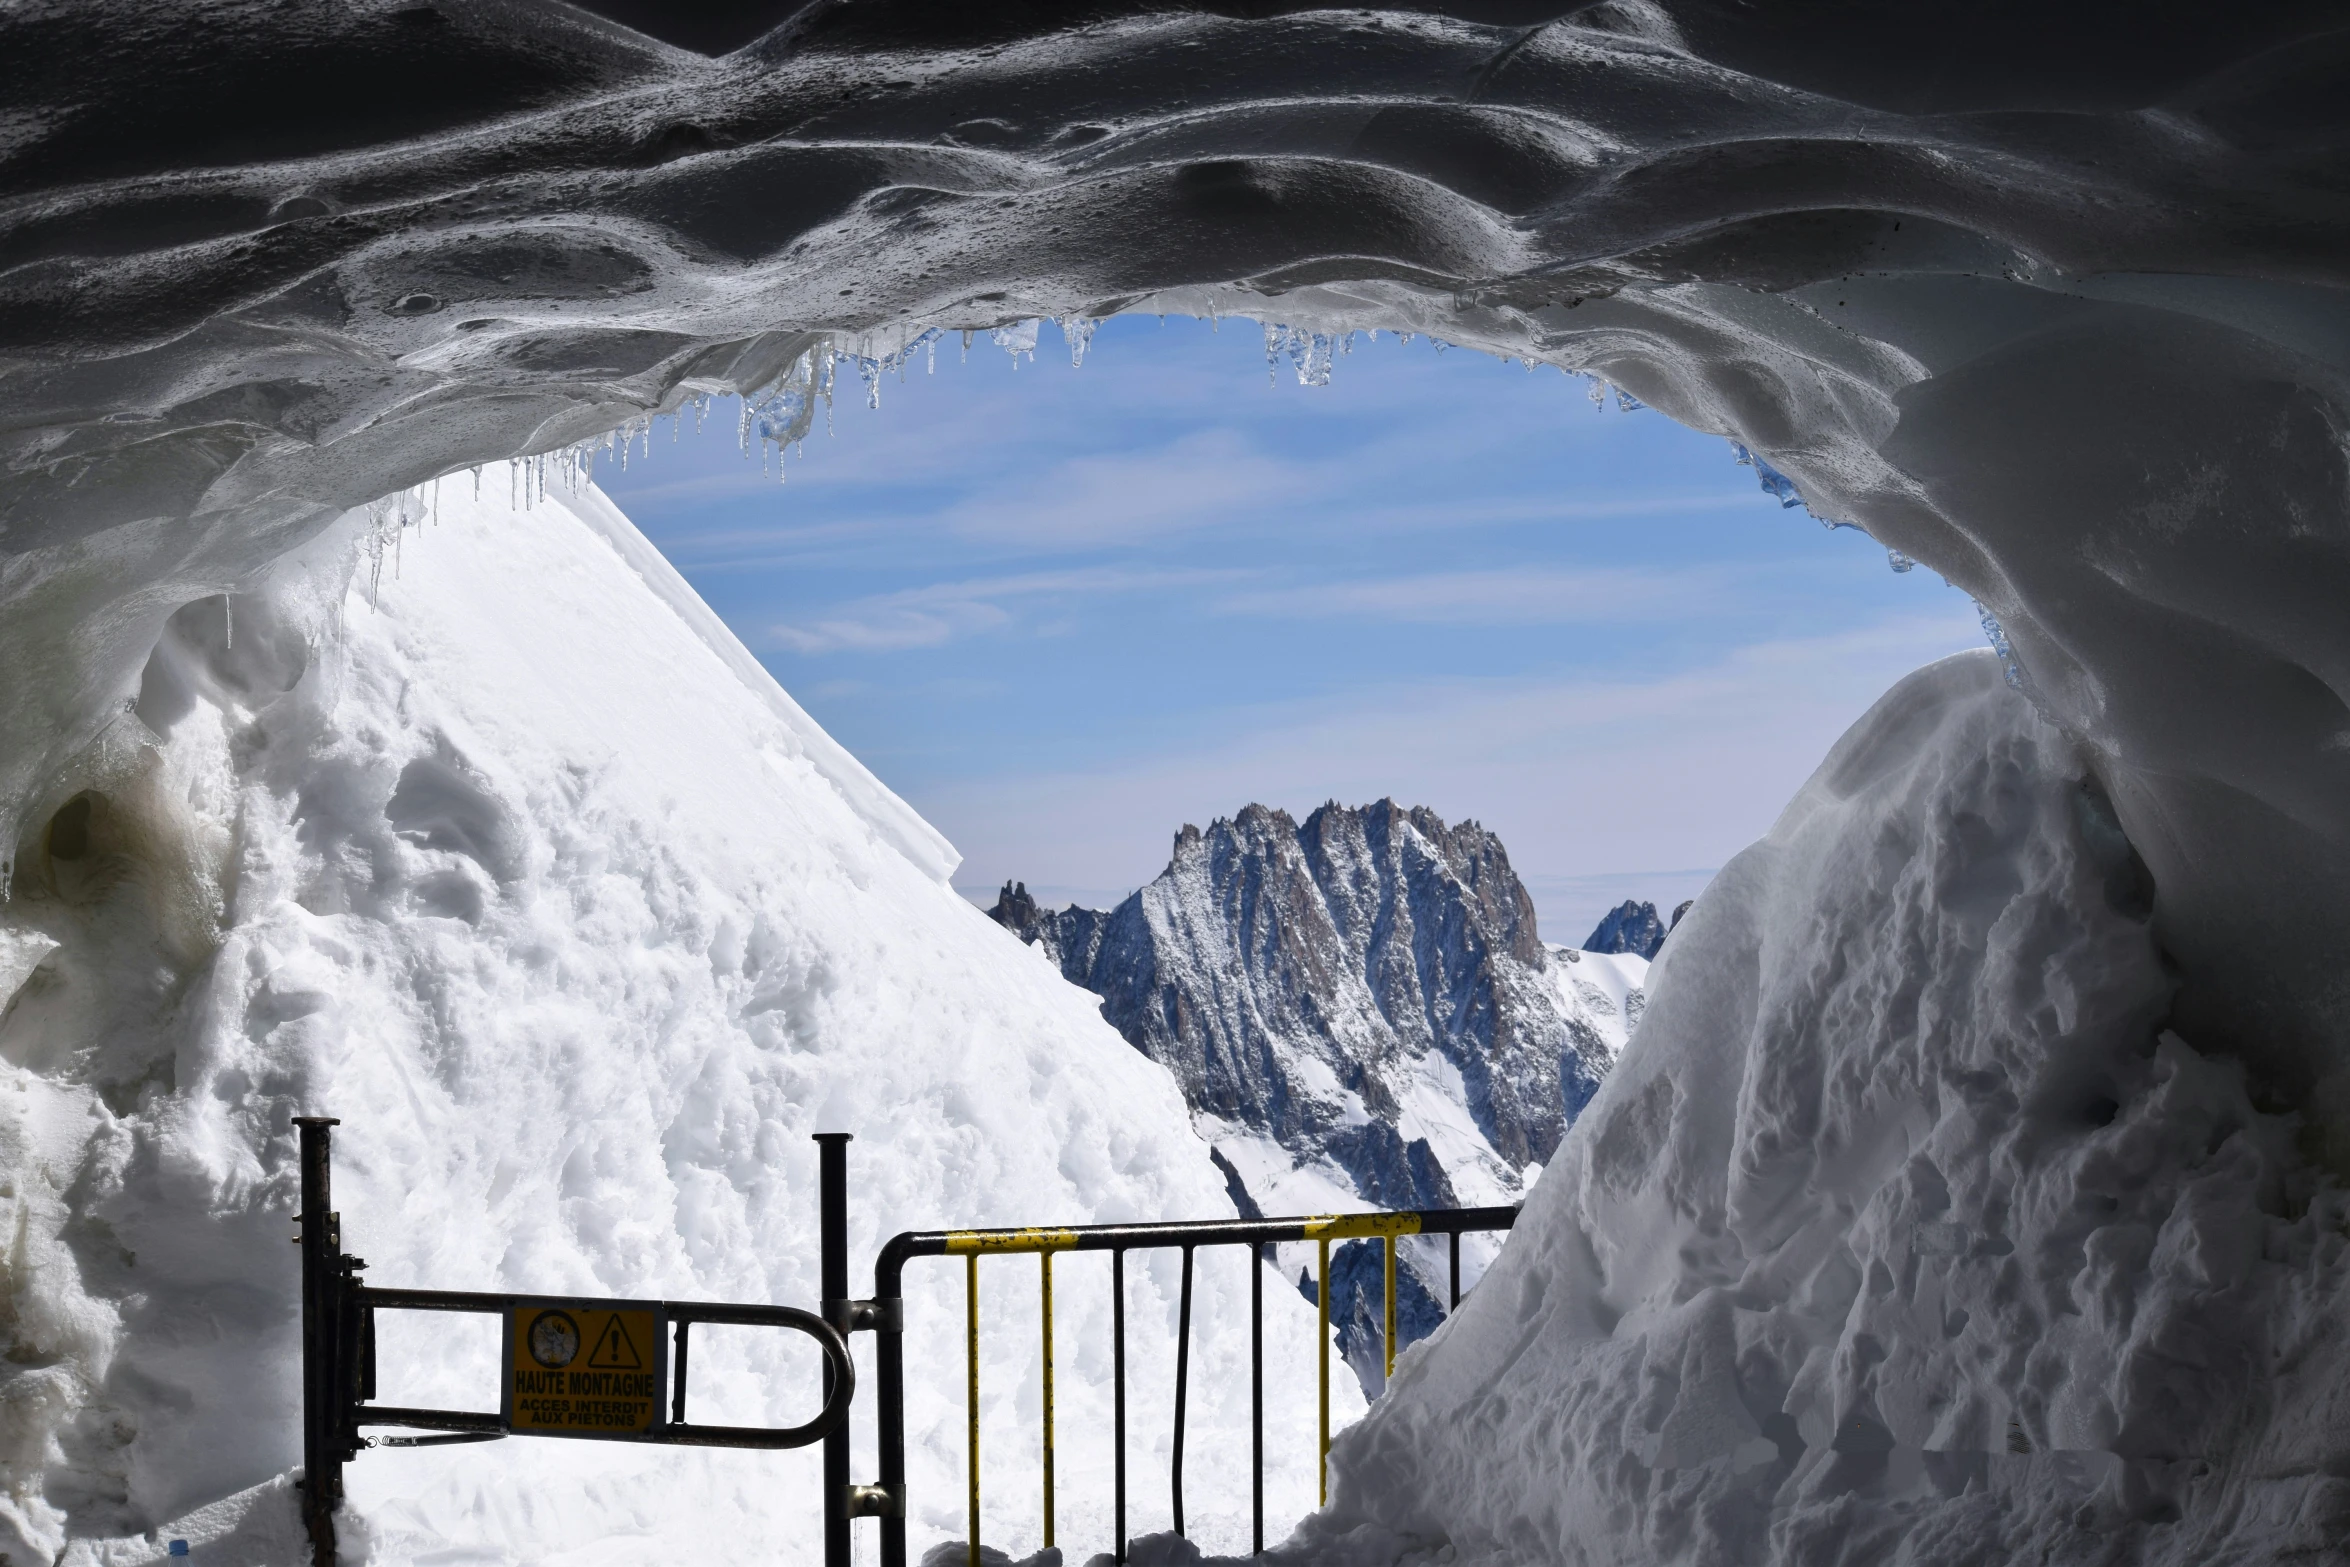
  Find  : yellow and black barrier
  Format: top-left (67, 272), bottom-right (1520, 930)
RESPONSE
top-left (871, 1202), bottom-right (1518, 1567)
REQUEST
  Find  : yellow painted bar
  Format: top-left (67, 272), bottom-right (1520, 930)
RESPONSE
top-left (1317, 1237), bottom-right (1330, 1506)
top-left (943, 1228), bottom-right (1081, 1255)
top-left (966, 1254), bottom-right (980, 1567)
top-left (1040, 1251), bottom-right (1056, 1550)
top-left (1300, 1212), bottom-right (1422, 1241)
top-left (1383, 1233), bottom-right (1397, 1381)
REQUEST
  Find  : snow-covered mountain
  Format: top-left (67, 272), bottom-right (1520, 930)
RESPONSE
top-left (988, 802), bottom-right (1643, 1390)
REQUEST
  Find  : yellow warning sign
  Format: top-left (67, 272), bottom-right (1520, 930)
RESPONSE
top-left (507, 1301), bottom-right (664, 1438)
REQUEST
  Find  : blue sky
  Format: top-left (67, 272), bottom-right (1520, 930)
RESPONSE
top-left (601, 316), bottom-right (1981, 942)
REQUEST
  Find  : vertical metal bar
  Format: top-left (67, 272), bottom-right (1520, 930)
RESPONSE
top-left (671, 1321), bottom-right (691, 1423)
top-left (817, 1132), bottom-right (853, 1567)
top-left (880, 1250), bottom-right (910, 1567)
top-left (360, 1305), bottom-right (376, 1403)
top-left (1113, 1249), bottom-right (1127, 1566)
top-left (1449, 1230), bottom-right (1461, 1311)
top-left (294, 1116), bottom-right (342, 1567)
top-left (1251, 1243), bottom-right (1264, 1556)
top-left (966, 1254), bottom-right (981, 1567)
top-left (1172, 1245), bottom-right (1194, 1538)
top-left (1316, 1237), bottom-right (1330, 1508)
top-left (1383, 1233), bottom-right (1398, 1384)
top-left (1040, 1251), bottom-right (1055, 1552)
top-left (298, 1127), bottom-right (343, 1564)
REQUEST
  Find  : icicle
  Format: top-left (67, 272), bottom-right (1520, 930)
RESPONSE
top-left (471, 464), bottom-right (482, 499)
top-left (1616, 390), bottom-right (1646, 413)
top-left (1261, 324), bottom-right (1336, 388)
top-left (1057, 314), bottom-right (1098, 369)
top-left (991, 320), bottom-right (1039, 366)
top-left (224, 596), bottom-right (233, 650)
top-left (1729, 443), bottom-right (1804, 509)
top-left (1973, 600), bottom-right (2037, 696)
top-left (1588, 378), bottom-right (1608, 409)
top-left (1887, 549), bottom-right (1915, 573)
top-left (927, 335), bottom-right (937, 375)
top-left (961, 328), bottom-right (973, 362)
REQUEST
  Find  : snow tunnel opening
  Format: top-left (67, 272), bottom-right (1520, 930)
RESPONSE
top-left (546, 307), bottom-right (1999, 950)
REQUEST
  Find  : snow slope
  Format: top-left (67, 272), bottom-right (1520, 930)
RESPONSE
top-left (0, 474), bottom-right (1358, 1566)
top-left (1299, 651), bottom-right (2350, 1566)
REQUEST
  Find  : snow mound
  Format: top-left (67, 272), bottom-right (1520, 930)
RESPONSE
top-left (0, 475), bottom-right (1356, 1565)
top-left (1300, 650), bottom-right (2350, 1565)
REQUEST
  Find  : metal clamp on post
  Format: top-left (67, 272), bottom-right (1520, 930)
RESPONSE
top-left (836, 1483), bottom-right (902, 1519)
top-left (829, 1297), bottom-right (900, 1334)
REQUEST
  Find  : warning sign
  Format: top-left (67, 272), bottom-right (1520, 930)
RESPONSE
top-left (506, 1300), bottom-right (665, 1439)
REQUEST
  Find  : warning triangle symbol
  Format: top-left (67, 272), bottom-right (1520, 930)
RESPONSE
top-left (587, 1315), bottom-right (644, 1370)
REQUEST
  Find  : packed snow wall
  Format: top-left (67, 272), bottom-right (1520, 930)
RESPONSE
top-left (1307, 651), bottom-right (2350, 1566)
top-left (0, 475), bottom-right (1357, 1564)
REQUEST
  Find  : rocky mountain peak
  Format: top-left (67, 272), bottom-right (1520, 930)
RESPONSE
top-left (1584, 899), bottom-right (1670, 959)
top-left (986, 879), bottom-right (1044, 937)
top-left (996, 802), bottom-right (1652, 1388)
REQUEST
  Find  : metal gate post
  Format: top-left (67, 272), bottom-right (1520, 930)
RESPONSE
top-left (817, 1133), bottom-right (853, 1567)
top-left (294, 1116), bottom-right (344, 1567)
top-left (877, 1240), bottom-right (911, 1567)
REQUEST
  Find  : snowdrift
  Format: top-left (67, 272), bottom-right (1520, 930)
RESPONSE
top-left (0, 475), bottom-right (1357, 1566)
top-left (1306, 652), bottom-right (2350, 1566)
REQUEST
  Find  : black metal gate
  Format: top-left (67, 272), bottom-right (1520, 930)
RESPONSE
top-left (293, 1118), bottom-right (1514, 1566)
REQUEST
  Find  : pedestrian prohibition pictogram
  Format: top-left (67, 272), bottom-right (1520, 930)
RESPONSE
top-left (506, 1300), bottom-right (665, 1437)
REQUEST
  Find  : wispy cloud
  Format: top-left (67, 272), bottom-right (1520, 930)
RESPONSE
top-left (912, 611), bottom-right (1988, 934)
top-left (938, 430), bottom-right (1306, 545)
top-left (1214, 565), bottom-right (1732, 625)
top-left (763, 565), bottom-right (1247, 653)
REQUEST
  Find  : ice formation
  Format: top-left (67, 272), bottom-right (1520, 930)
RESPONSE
top-left (1305, 653), bottom-right (2350, 1565)
top-left (0, 477), bottom-right (1355, 1565)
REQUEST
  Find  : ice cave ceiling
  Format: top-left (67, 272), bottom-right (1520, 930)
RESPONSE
top-left (4, 2), bottom-right (2349, 1139)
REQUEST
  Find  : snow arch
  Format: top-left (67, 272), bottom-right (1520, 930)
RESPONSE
top-left (3, 3), bottom-right (2349, 1560)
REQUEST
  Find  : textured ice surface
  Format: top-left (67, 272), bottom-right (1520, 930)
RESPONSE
top-left (0, 475), bottom-right (1355, 1565)
top-left (1293, 653), bottom-right (2350, 1565)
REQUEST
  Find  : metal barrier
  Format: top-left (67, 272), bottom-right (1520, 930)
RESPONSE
top-left (867, 1203), bottom-right (1519, 1567)
top-left (292, 1119), bottom-right (1515, 1567)
top-left (292, 1119), bottom-right (855, 1567)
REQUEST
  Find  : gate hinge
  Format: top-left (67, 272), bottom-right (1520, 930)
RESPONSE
top-left (826, 1296), bottom-right (901, 1334)
top-left (836, 1483), bottom-right (901, 1519)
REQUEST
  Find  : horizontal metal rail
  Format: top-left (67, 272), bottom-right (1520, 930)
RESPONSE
top-left (347, 1290), bottom-right (852, 1451)
top-left (869, 1205), bottom-right (1517, 1567)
